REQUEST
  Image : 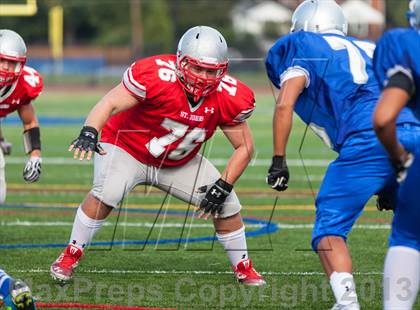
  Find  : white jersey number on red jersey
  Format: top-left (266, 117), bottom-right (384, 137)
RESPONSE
top-left (217, 75), bottom-right (238, 96)
top-left (156, 59), bottom-right (177, 82)
top-left (146, 118), bottom-right (206, 160)
top-left (23, 67), bottom-right (41, 88)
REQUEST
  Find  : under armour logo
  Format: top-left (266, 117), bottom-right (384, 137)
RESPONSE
top-left (11, 99), bottom-right (20, 105)
top-left (211, 188), bottom-right (221, 198)
top-left (69, 245), bottom-right (79, 255)
top-left (204, 107), bottom-right (214, 114)
top-left (84, 132), bottom-right (95, 139)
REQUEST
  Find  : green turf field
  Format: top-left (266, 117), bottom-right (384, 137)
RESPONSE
top-left (0, 88), bottom-right (414, 309)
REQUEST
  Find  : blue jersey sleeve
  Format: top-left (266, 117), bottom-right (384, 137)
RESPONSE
top-left (374, 29), bottom-right (414, 89)
top-left (266, 32), bottom-right (379, 151)
top-left (265, 33), bottom-right (313, 89)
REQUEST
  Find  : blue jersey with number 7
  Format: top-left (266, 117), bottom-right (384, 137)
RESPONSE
top-left (265, 31), bottom-right (419, 152)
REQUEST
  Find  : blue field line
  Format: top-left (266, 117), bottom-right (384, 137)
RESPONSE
top-left (3, 116), bottom-right (84, 126)
top-left (0, 204), bottom-right (278, 249)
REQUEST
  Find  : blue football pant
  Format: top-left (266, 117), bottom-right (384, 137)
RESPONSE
top-left (312, 125), bottom-right (419, 251)
top-left (389, 125), bottom-right (420, 250)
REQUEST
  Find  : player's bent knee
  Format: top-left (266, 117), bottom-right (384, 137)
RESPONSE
top-left (85, 192), bottom-right (114, 210)
top-left (92, 167), bottom-right (131, 208)
top-left (220, 211), bottom-right (241, 220)
top-left (214, 211), bottom-right (241, 223)
top-left (219, 192), bottom-right (242, 218)
top-left (213, 212), bottom-right (243, 233)
top-left (90, 188), bottom-right (122, 209)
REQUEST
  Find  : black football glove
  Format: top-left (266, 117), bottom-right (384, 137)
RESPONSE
top-left (392, 152), bottom-right (414, 183)
top-left (375, 179), bottom-right (398, 212)
top-left (71, 126), bottom-right (104, 154)
top-left (197, 178), bottom-right (233, 218)
top-left (376, 191), bottom-right (396, 212)
top-left (266, 155), bottom-right (289, 191)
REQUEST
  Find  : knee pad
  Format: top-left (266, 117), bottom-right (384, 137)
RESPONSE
top-left (91, 183), bottom-right (127, 208)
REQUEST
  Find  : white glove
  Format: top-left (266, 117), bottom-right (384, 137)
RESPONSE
top-left (393, 152), bottom-right (414, 183)
top-left (23, 156), bottom-right (42, 183)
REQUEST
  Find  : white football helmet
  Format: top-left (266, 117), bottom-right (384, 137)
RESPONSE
top-left (408, 0), bottom-right (420, 29)
top-left (0, 29), bottom-right (27, 87)
top-left (290, 0), bottom-right (348, 35)
top-left (176, 26), bottom-right (228, 100)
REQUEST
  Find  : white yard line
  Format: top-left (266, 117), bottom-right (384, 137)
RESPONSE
top-left (0, 221), bottom-right (391, 230)
top-left (0, 221), bottom-right (260, 228)
top-left (5, 157), bottom-right (332, 167)
top-left (14, 268), bottom-right (383, 276)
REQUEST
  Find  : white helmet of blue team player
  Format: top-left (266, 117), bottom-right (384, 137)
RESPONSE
top-left (290, 0), bottom-right (348, 35)
top-left (408, 0), bottom-right (420, 29)
top-left (0, 29), bottom-right (27, 87)
top-left (176, 26), bottom-right (229, 99)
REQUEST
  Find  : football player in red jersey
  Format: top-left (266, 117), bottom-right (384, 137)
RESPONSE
top-left (0, 29), bottom-right (42, 199)
top-left (50, 26), bottom-right (266, 286)
top-left (0, 29), bottom-right (42, 202)
top-left (0, 30), bottom-right (40, 310)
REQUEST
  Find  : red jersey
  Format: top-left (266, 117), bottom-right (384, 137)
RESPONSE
top-left (101, 54), bottom-right (255, 167)
top-left (0, 66), bottom-right (43, 117)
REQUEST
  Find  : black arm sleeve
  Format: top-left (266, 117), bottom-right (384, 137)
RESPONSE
top-left (23, 127), bottom-right (41, 154)
top-left (385, 71), bottom-right (415, 97)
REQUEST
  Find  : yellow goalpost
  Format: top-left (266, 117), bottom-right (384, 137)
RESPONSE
top-left (0, 0), bottom-right (63, 61)
top-left (0, 0), bottom-right (38, 16)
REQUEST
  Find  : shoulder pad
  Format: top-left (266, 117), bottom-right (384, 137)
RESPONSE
top-left (217, 75), bottom-right (255, 126)
top-left (20, 66), bottom-right (43, 100)
top-left (123, 55), bottom-right (177, 100)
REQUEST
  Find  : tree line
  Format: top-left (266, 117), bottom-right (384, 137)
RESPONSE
top-left (0, 0), bottom-right (410, 57)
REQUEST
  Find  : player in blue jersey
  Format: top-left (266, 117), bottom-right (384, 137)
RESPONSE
top-left (373, 0), bottom-right (420, 309)
top-left (265, 1), bottom-right (420, 309)
top-left (0, 268), bottom-right (36, 309)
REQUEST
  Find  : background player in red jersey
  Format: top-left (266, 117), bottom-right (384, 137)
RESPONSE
top-left (0, 29), bottom-right (40, 310)
top-left (0, 29), bottom-right (43, 203)
top-left (50, 26), bottom-right (266, 286)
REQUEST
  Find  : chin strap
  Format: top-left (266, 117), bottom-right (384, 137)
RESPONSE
top-left (185, 92), bottom-right (202, 107)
